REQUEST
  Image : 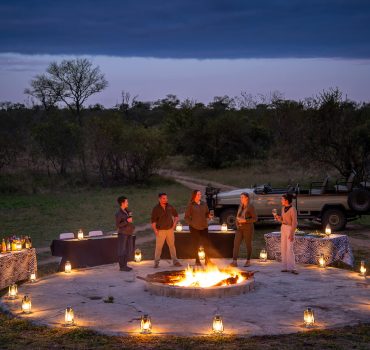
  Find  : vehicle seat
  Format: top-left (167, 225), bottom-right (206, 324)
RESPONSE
top-left (310, 176), bottom-right (329, 195)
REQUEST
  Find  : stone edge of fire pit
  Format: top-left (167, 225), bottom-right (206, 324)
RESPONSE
top-left (145, 277), bottom-right (255, 298)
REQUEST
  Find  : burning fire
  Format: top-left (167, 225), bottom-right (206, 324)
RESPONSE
top-left (173, 265), bottom-right (246, 288)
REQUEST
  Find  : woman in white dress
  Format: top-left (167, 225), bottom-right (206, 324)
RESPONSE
top-left (273, 193), bottom-right (298, 274)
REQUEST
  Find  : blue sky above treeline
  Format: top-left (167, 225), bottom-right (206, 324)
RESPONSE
top-left (1, 0), bottom-right (370, 58)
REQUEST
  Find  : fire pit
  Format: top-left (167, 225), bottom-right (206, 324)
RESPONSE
top-left (143, 264), bottom-right (255, 298)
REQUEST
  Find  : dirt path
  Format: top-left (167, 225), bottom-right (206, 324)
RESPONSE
top-left (158, 169), bottom-right (237, 191)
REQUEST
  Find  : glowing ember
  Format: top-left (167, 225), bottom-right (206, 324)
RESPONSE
top-left (173, 265), bottom-right (246, 288)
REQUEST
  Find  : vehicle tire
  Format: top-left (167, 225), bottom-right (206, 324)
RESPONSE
top-left (322, 208), bottom-right (347, 231)
top-left (220, 209), bottom-right (238, 229)
top-left (348, 189), bottom-right (370, 212)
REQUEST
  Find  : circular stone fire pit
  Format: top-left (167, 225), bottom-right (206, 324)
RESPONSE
top-left (144, 269), bottom-right (255, 298)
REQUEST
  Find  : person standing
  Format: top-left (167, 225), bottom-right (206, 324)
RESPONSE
top-left (273, 193), bottom-right (298, 274)
top-left (185, 189), bottom-right (211, 266)
top-left (151, 193), bottom-right (182, 268)
top-left (231, 192), bottom-right (257, 267)
top-left (115, 196), bottom-right (135, 272)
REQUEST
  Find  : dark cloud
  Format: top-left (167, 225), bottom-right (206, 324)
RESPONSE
top-left (0, 0), bottom-right (369, 58)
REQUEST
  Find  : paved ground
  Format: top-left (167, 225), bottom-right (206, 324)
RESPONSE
top-left (2, 259), bottom-right (369, 336)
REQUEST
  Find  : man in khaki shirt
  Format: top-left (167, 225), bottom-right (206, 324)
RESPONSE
top-left (151, 193), bottom-right (182, 268)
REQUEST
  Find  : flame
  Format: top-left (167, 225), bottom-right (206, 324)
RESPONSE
top-left (173, 264), bottom-right (245, 288)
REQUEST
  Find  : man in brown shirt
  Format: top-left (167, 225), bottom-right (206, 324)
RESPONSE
top-left (151, 193), bottom-right (182, 268)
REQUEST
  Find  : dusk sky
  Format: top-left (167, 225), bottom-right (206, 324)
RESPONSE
top-left (1, 0), bottom-right (370, 105)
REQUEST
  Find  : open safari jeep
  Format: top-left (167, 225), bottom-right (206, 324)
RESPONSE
top-left (206, 172), bottom-right (370, 231)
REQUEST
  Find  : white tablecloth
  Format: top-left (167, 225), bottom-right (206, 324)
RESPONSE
top-left (0, 248), bottom-right (37, 290)
top-left (264, 232), bottom-right (354, 267)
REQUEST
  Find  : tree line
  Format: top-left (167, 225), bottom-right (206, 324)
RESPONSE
top-left (1, 59), bottom-right (370, 190)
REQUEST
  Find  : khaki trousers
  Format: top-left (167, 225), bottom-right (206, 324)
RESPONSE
top-left (155, 228), bottom-right (179, 263)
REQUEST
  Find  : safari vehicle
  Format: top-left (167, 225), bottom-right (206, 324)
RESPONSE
top-left (206, 172), bottom-right (370, 231)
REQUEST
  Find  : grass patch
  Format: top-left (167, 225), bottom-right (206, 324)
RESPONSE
top-left (0, 176), bottom-right (190, 247)
top-left (0, 311), bottom-right (369, 349)
top-left (167, 156), bottom-right (335, 188)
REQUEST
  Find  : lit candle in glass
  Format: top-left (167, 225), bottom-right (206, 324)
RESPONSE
top-left (8, 283), bottom-right (18, 299)
top-left (325, 224), bottom-right (331, 236)
top-left (360, 260), bottom-right (367, 277)
top-left (198, 246), bottom-right (205, 261)
top-left (175, 222), bottom-right (183, 232)
top-left (65, 306), bottom-right (75, 326)
top-left (303, 307), bottom-right (315, 327)
top-left (134, 249), bottom-right (142, 263)
top-left (259, 249), bottom-right (267, 262)
top-left (30, 272), bottom-right (37, 282)
top-left (140, 314), bottom-right (152, 334)
top-left (21, 295), bottom-right (32, 314)
top-left (77, 229), bottom-right (84, 240)
top-left (65, 261), bottom-right (72, 273)
top-left (212, 314), bottom-right (224, 334)
top-left (318, 254), bottom-right (326, 268)
top-left (221, 223), bottom-right (228, 232)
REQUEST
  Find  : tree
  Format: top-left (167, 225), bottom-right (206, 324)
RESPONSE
top-left (32, 114), bottom-right (81, 176)
top-left (26, 58), bottom-right (108, 126)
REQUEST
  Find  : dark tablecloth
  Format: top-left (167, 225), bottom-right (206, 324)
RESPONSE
top-left (160, 230), bottom-right (236, 259)
top-left (50, 235), bottom-right (136, 271)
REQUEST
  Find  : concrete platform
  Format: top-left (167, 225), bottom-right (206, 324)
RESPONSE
top-left (1, 259), bottom-right (369, 336)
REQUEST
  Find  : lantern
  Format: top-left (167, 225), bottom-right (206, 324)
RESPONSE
top-left (221, 223), bottom-right (228, 232)
top-left (65, 306), bottom-right (75, 326)
top-left (21, 295), bottom-right (32, 314)
top-left (140, 314), bottom-right (152, 334)
top-left (198, 246), bottom-right (205, 261)
top-left (30, 272), bottom-right (37, 282)
top-left (303, 308), bottom-right (315, 327)
top-left (16, 241), bottom-right (22, 251)
top-left (77, 229), bottom-right (84, 240)
top-left (65, 261), bottom-right (72, 273)
top-left (325, 224), bottom-right (331, 236)
top-left (8, 283), bottom-right (18, 299)
top-left (360, 260), bottom-right (367, 277)
top-left (134, 249), bottom-right (142, 263)
top-left (259, 249), bottom-right (268, 262)
top-left (212, 314), bottom-right (224, 334)
top-left (318, 254), bottom-right (326, 268)
top-left (175, 222), bottom-right (183, 232)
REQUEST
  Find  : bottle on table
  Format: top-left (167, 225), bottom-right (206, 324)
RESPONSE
top-left (25, 236), bottom-right (31, 249)
top-left (1, 239), bottom-right (6, 253)
top-left (6, 238), bottom-right (11, 251)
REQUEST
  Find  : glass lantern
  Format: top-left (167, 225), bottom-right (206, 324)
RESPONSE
top-left (318, 254), bottom-right (326, 268)
top-left (65, 306), bottom-right (75, 326)
top-left (325, 224), bottom-right (331, 236)
top-left (259, 249), bottom-right (267, 262)
top-left (140, 314), bottom-right (152, 334)
top-left (198, 246), bottom-right (205, 261)
top-left (65, 261), bottom-right (72, 273)
top-left (212, 314), bottom-right (224, 334)
top-left (30, 272), bottom-right (37, 283)
top-left (77, 229), bottom-right (84, 240)
top-left (134, 249), bottom-right (142, 263)
top-left (21, 295), bottom-right (32, 314)
top-left (303, 307), bottom-right (315, 327)
top-left (8, 283), bottom-right (18, 299)
top-left (360, 260), bottom-right (367, 277)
